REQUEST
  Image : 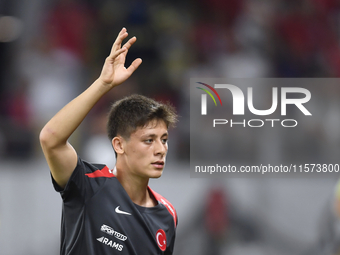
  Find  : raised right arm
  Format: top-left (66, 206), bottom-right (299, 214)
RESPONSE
top-left (39, 28), bottom-right (142, 188)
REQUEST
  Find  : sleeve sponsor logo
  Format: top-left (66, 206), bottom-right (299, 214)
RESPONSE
top-left (101, 224), bottom-right (128, 241)
top-left (160, 198), bottom-right (175, 215)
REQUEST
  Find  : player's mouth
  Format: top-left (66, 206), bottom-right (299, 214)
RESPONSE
top-left (151, 161), bottom-right (165, 169)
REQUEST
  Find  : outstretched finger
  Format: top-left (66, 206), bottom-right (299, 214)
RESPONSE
top-left (120, 37), bottom-right (137, 58)
top-left (126, 58), bottom-right (142, 75)
top-left (122, 36), bottom-right (137, 51)
top-left (108, 47), bottom-right (127, 61)
top-left (110, 28), bottom-right (128, 56)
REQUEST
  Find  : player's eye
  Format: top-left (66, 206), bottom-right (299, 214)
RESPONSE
top-left (162, 138), bottom-right (168, 144)
top-left (145, 139), bottom-right (153, 144)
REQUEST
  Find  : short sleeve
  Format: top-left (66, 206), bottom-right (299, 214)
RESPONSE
top-left (51, 156), bottom-right (108, 203)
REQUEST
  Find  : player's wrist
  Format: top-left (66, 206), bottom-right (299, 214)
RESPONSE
top-left (92, 78), bottom-right (115, 94)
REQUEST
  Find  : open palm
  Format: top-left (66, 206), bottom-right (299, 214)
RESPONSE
top-left (99, 28), bottom-right (142, 88)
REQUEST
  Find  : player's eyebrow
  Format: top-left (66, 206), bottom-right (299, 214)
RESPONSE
top-left (141, 132), bottom-right (168, 139)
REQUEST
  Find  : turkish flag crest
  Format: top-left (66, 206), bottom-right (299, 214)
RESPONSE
top-left (156, 229), bottom-right (167, 251)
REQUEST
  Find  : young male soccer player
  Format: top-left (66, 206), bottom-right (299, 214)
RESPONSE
top-left (39, 28), bottom-right (178, 254)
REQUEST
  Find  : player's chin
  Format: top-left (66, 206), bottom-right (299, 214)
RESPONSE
top-left (148, 168), bottom-right (164, 179)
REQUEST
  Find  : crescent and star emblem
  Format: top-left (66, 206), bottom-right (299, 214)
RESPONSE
top-left (156, 229), bottom-right (166, 251)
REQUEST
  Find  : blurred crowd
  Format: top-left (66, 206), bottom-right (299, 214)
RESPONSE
top-left (1, 0), bottom-right (340, 162)
top-left (2, 1), bottom-right (340, 255)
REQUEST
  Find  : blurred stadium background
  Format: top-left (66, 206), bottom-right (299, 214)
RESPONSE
top-left (2, 0), bottom-right (340, 254)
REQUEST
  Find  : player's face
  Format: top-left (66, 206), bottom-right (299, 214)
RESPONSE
top-left (122, 119), bottom-right (168, 179)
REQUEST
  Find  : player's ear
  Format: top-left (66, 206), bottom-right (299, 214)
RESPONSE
top-left (112, 136), bottom-right (125, 155)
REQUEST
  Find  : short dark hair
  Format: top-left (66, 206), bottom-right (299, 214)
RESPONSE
top-left (107, 94), bottom-right (177, 142)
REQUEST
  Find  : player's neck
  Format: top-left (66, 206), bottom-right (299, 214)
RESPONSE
top-left (115, 167), bottom-right (157, 207)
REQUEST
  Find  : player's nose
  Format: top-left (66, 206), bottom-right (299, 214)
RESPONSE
top-left (154, 139), bottom-right (167, 156)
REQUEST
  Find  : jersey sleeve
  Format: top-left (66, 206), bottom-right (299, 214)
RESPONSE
top-left (51, 156), bottom-right (109, 202)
